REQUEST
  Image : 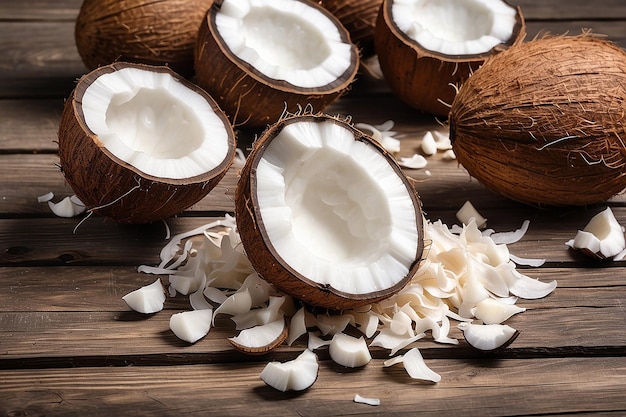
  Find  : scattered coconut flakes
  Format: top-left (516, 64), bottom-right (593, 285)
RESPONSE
top-left (398, 154), bottom-right (428, 169)
top-left (509, 253), bottom-right (545, 267)
top-left (37, 191), bottom-right (54, 203)
top-left (47, 195), bottom-right (86, 218)
top-left (456, 200), bottom-right (487, 228)
top-left (432, 130), bottom-right (452, 150)
top-left (355, 120), bottom-right (401, 154)
top-left (354, 394), bottom-right (380, 406)
top-left (169, 309), bottom-right (213, 343)
top-left (490, 220), bottom-right (529, 244)
top-left (566, 207), bottom-right (626, 260)
top-left (442, 149), bottom-right (456, 160)
top-left (287, 307), bottom-right (307, 346)
top-left (308, 332), bottom-right (332, 351)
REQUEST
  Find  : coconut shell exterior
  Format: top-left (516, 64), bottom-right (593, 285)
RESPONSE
top-left (449, 35), bottom-right (626, 206)
top-left (57, 62), bottom-right (236, 224)
top-left (319, 0), bottom-right (383, 57)
top-left (194, 0), bottom-right (360, 129)
top-left (235, 114), bottom-right (425, 311)
top-left (374, 0), bottom-right (525, 118)
top-left (75, 0), bottom-right (213, 76)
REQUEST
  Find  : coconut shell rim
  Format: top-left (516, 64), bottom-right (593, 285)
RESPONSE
top-left (206, 0), bottom-right (360, 95)
top-left (70, 61), bottom-right (237, 186)
top-left (242, 113), bottom-right (425, 307)
top-left (380, 0), bottom-right (526, 62)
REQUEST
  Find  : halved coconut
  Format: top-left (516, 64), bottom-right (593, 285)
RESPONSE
top-left (194, 0), bottom-right (360, 128)
top-left (75, 0), bottom-right (214, 76)
top-left (58, 62), bottom-right (236, 224)
top-left (375, 0), bottom-right (525, 117)
top-left (235, 114), bottom-right (425, 310)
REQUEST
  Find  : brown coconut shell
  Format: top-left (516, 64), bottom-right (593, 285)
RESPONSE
top-left (235, 114), bottom-right (425, 311)
top-left (75, 0), bottom-right (213, 76)
top-left (194, 0), bottom-right (360, 129)
top-left (319, 0), bottom-right (383, 57)
top-left (374, 0), bottom-right (525, 118)
top-left (449, 35), bottom-right (626, 206)
top-left (58, 62), bottom-right (236, 224)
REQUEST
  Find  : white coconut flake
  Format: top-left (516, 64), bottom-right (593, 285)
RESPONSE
top-left (566, 207), bottom-right (626, 259)
top-left (37, 192), bottom-right (54, 203)
top-left (399, 154), bottom-right (428, 169)
top-left (354, 394), bottom-right (381, 406)
top-left (260, 349), bottom-right (318, 392)
top-left (490, 220), bottom-right (530, 245)
top-left (420, 131), bottom-right (437, 156)
top-left (308, 332), bottom-right (332, 350)
top-left (384, 348), bottom-right (441, 382)
top-left (509, 253), bottom-right (545, 267)
top-left (355, 120), bottom-right (401, 154)
top-left (169, 309), bottom-right (213, 343)
top-left (122, 278), bottom-right (166, 314)
top-left (329, 333), bottom-right (371, 368)
top-left (456, 201), bottom-right (487, 228)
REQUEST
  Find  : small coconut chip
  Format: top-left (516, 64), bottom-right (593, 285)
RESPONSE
top-left (399, 154), bottom-right (428, 169)
top-left (122, 278), bottom-right (166, 314)
top-left (37, 192), bottom-right (54, 203)
top-left (46, 195), bottom-right (86, 218)
top-left (354, 394), bottom-right (381, 406)
top-left (329, 333), bottom-right (372, 368)
top-left (566, 207), bottom-right (626, 260)
top-left (169, 309), bottom-right (213, 343)
top-left (228, 318), bottom-right (288, 355)
top-left (458, 322), bottom-right (519, 351)
top-left (456, 200), bottom-right (487, 228)
top-left (260, 349), bottom-right (319, 392)
top-left (383, 348), bottom-right (441, 382)
top-left (355, 120), bottom-right (401, 154)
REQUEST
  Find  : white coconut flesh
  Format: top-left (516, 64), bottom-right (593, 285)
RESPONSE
top-left (215, 0), bottom-right (353, 88)
top-left (254, 120), bottom-right (421, 295)
top-left (81, 67), bottom-right (231, 179)
top-left (392, 0), bottom-right (518, 56)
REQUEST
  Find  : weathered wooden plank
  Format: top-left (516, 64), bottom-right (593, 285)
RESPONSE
top-left (0, 0), bottom-right (81, 20)
top-left (0, 99), bottom-right (63, 153)
top-left (2, 357), bottom-right (626, 416)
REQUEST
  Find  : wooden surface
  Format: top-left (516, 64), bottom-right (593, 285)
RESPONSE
top-left (2, 1), bottom-right (626, 416)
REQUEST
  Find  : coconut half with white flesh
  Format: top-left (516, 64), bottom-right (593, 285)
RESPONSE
top-left (194, 0), bottom-right (360, 128)
top-left (375, 0), bottom-right (525, 117)
top-left (58, 62), bottom-right (236, 224)
top-left (235, 114), bottom-right (425, 310)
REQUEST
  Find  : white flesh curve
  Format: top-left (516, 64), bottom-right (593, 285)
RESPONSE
top-left (215, 0), bottom-right (353, 88)
top-left (81, 67), bottom-right (230, 179)
top-left (392, 0), bottom-right (517, 55)
top-left (255, 120), bottom-right (420, 295)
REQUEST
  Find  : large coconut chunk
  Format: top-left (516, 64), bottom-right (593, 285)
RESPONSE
top-left (235, 114), bottom-right (424, 310)
top-left (58, 62), bottom-right (236, 223)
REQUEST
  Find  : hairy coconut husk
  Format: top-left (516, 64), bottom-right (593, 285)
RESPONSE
top-left (58, 62), bottom-right (236, 224)
top-left (374, 0), bottom-right (525, 117)
top-left (194, 1), bottom-right (359, 129)
top-left (450, 35), bottom-right (626, 206)
top-left (319, 0), bottom-right (383, 57)
top-left (235, 113), bottom-right (425, 310)
top-left (75, 0), bottom-right (213, 76)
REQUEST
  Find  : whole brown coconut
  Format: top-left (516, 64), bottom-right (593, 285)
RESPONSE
top-left (194, 0), bottom-right (359, 128)
top-left (75, 0), bottom-right (213, 76)
top-left (319, 0), bottom-right (383, 57)
top-left (449, 35), bottom-right (626, 206)
top-left (375, 0), bottom-right (525, 117)
top-left (235, 113), bottom-right (425, 310)
top-left (58, 62), bottom-right (236, 224)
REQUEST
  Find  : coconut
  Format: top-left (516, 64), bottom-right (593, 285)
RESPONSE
top-left (194, 0), bottom-right (360, 128)
top-left (57, 62), bottom-right (236, 224)
top-left (449, 35), bottom-right (626, 206)
top-left (235, 113), bottom-right (425, 310)
top-left (374, 0), bottom-right (525, 117)
top-left (75, 0), bottom-right (213, 76)
top-left (319, 0), bottom-right (383, 57)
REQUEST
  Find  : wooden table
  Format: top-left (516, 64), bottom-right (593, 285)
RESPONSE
top-left (2, 1), bottom-right (626, 415)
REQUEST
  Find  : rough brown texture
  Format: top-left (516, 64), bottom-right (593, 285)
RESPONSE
top-left (374, 0), bottom-right (525, 118)
top-left (75, 0), bottom-right (214, 76)
top-left (57, 62), bottom-right (236, 224)
top-left (235, 114), bottom-right (425, 311)
top-left (319, 0), bottom-right (383, 57)
top-left (450, 35), bottom-right (626, 206)
top-left (194, 0), bottom-right (359, 129)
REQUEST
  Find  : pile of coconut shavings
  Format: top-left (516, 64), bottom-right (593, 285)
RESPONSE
top-left (131, 209), bottom-right (557, 387)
